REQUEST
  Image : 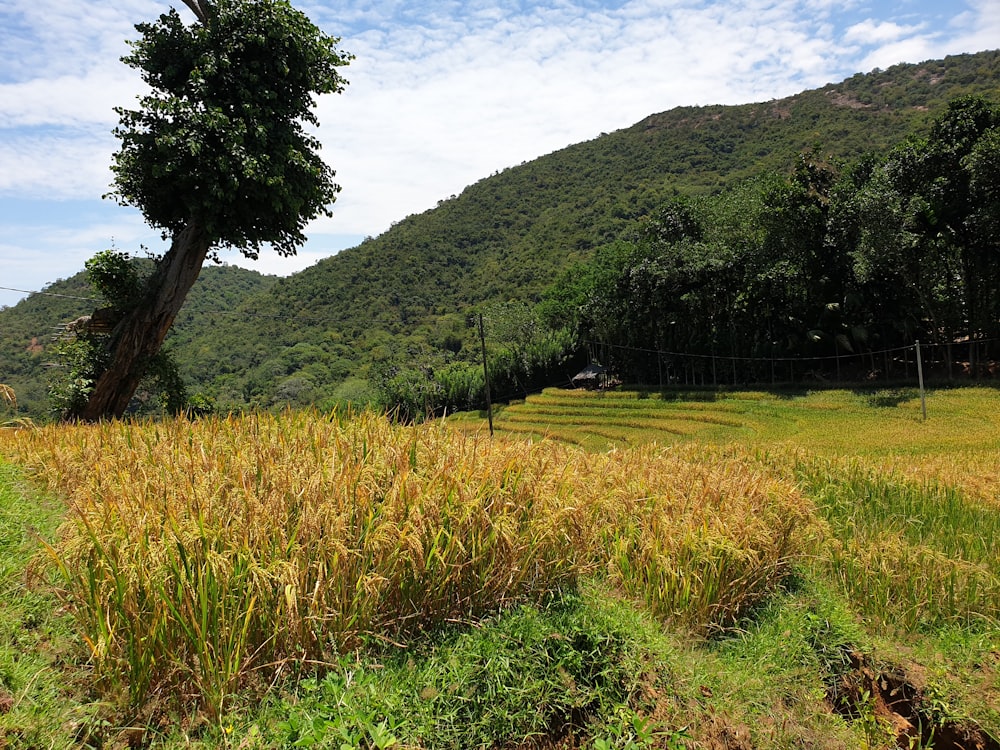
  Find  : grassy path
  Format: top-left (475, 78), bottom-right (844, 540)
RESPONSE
top-left (0, 461), bottom-right (95, 749)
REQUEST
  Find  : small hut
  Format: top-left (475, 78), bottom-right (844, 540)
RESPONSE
top-left (571, 363), bottom-right (609, 390)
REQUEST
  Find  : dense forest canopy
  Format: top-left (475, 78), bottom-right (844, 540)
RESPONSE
top-left (3, 51), bottom-right (1000, 419)
top-left (556, 95), bottom-right (1000, 387)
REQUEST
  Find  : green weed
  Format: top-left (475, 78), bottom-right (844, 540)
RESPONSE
top-left (0, 461), bottom-right (101, 749)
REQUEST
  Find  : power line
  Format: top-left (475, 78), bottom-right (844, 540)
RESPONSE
top-left (583, 338), bottom-right (919, 364)
top-left (0, 286), bottom-right (99, 303)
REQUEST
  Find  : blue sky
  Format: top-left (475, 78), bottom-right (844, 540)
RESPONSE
top-left (1, 0), bottom-right (998, 308)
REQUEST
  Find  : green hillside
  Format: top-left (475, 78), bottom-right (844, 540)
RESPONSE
top-left (176, 50), bottom-right (1000, 409)
top-left (0, 266), bottom-right (277, 416)
top-left (3, 50), bottom-right (1000, 417)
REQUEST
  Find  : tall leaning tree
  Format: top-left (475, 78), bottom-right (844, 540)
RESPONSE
top-left (70, 0), bottom-right (351, 420)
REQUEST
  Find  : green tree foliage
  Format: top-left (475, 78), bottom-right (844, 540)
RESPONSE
top-left (69, 0), bottom-right (350, 420)
top-left (111, 0), bottom-right (351, 258)
top-left (0, 266), bottom-right (276, 420)
top-left (371, 303), bottom-right (581, 423)
top-left (569, 163), bottom-right (854, 383)
top-left (49, 251), bottom-right (188, 418)
top-left (847, 97), bottom-right (1000, 364)
top-left (560, 96), bottom-right (1000, 386)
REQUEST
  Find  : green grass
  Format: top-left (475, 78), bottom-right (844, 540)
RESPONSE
top-left (492, 386), bottom-right (1000, 625)
top-left (451, 386), bottom-right (1000, 745)
top-left (0, 461), bottom-right (101, 749)
top-left (272, 588), bottom-right (658, 749)
top-left (229, 578), bottom-right (963, 750)
top-left (209, 582), bottom-right (870, 749)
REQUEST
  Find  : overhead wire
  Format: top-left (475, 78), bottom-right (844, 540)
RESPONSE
top-left (582, 338), bottom-right (922, 364)
top-left (0, 285), bottom-right (100, 303)
top-left (2, 284), bottom-right (993, 389)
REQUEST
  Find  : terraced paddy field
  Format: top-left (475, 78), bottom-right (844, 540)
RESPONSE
top-left (455, 385), bottom-right (1000, 515)
top-left (457, 385), bottom-right (1000, 456)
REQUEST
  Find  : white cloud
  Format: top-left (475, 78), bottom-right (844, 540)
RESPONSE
top-left (0, 0), bottom-right (158, 83)
top-left (0, 0), bottom-right (995, 305)
top-left (946, 0), bottom-right (1000, 56)
top-left (0, 132), bottom-right (117, 198)
top-left (857, 37), bottom-right (943, 73)
top-left (0, 69), bottom-right (139, 129)
top-left (844, 19), bottom-right (923, 45)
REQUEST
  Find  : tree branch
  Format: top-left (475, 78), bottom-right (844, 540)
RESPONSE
top-left (180, 0), bottom-right (209, 24)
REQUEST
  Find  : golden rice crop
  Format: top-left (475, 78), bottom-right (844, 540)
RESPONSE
top-left (585, 444), bottom-right (817, 630)
top-left (865, 450), bottom-right (1000, 508)
top-left (2, 411), bottom-right (811, 716)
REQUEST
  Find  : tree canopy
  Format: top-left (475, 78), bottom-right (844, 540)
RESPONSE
top-left (558, 97), bottom-right (1000, 386)
top-left (63, 0), bottom-right (351, 420)
top-left (110, 0), bottom-right (352, 259)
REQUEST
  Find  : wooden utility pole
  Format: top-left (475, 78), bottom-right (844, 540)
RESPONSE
top-left (479, 313), bottom-right (494, 436)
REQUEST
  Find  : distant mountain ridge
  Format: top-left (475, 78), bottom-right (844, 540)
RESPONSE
top-left (4, 49), bottom-right (1000, 415)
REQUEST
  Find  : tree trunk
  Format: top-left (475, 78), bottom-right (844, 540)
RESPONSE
top-left (77, 222), bottom-right (210, 421)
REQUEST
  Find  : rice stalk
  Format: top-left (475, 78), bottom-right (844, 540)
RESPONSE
top-left (1, 411), bottom-right (810, 715)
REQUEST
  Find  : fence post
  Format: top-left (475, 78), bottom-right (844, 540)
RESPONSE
top-left (915, 339), bottom-right (927, 421)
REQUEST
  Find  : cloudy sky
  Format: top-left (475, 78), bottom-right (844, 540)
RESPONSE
top-left (1, 0), bottom-right (998, 308)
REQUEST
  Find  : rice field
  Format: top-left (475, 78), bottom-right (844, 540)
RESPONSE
top-left (475, 385), bottom-right (1000, 461)
top-left (2, 385), bottom-right (1000, 747)
top-left (1, 411), bottom-right (812, 719)
top-left (471, 385), bottom-right (1000, 632)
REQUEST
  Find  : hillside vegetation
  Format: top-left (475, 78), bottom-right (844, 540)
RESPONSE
top-left (3, 51), bottom-right (1000, 418)
top-left (0, 266), bottom-right (277, 417)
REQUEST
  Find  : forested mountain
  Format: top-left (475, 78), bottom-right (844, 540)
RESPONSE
top-left (0, 266), bottom-right (277, 416)
top-left (3, 50), bottom-right (1000, 417)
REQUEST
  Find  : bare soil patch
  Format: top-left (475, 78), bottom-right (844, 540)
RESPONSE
top-left (830, 651), bottom-right (999, 750)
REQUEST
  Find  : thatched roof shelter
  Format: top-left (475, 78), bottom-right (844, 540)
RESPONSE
top-left (571, 363), bottom-right (609, 389)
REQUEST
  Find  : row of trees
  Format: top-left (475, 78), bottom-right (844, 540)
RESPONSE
top-left (350, 95), bottom-right (1000, 419)
top-left (370, 303), bottom-right (583, 422)
top-left (546, 96), bottom-right (1000, 385)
